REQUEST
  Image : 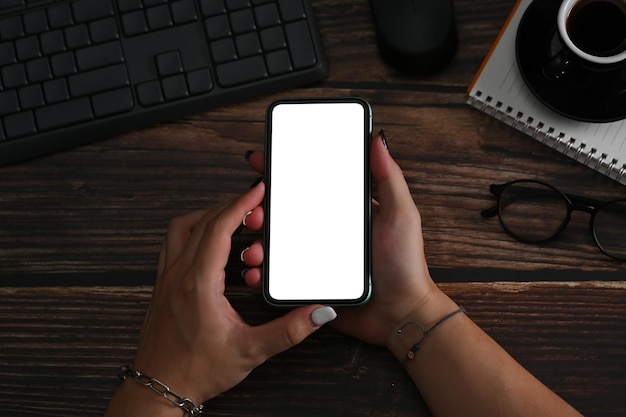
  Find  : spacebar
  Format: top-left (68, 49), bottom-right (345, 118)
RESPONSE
top-left (35, 98), bottom-right (94, 131)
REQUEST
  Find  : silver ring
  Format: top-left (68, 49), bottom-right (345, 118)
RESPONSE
top-left (240, 247), bottom-right (250, 263)
top-left (242, 210), bottom-right (253, 227)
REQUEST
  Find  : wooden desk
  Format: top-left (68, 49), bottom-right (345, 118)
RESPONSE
top-left (1, 1), bottom-right (624, 416)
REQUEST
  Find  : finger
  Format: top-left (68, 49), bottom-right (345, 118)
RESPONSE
top-left (241, 240), bottom-right (263, 266)
top-left (370, 132), bottom-right (419, 220)
top-left (247, 151), bottom-right (265, 175)
top-left (250, 305), bottom-right (337, 362)
top-left (243, 267), bottom-right (262, 289)
top-left (242, 205), bottom-right (264, 232)
top-left (163, 209), bottom-right (210, 270)
top-left (194, 182), bottom-right (266, 281)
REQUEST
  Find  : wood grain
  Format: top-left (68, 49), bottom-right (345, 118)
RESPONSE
top-left (0, 282), bottom-right (624, 417)
top-left (0, 0), bottom-right (624, 416)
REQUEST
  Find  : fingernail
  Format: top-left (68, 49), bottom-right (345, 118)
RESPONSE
top-left (245, 150), bottom-right (254, 161)
top-left (241, 268), bottom-right (249, 280)
top-left (311, 306), bottom-right (337, 327)
top-left (240, 247), bottom-right (250, 262)
top-left (250, 176), bottom-right (264, 188)
top-left (378, 129), bottom-right (389, 150)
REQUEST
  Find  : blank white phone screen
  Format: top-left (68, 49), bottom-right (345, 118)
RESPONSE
top-left (267, 102), bottom-right (368, 302)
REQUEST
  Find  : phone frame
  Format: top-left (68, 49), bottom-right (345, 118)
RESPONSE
top-left (262, 97), bottom-right (372, 307)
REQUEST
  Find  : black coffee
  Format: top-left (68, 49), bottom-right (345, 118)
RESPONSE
top-left (566, 0), bottom-right (626, 57)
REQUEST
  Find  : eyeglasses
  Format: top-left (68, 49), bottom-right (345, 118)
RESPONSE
top-left (481, 179), bottom-right (626, 261)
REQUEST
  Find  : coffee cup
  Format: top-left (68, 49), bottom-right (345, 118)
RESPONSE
top-left (544, 0), bottom-right (626, 79)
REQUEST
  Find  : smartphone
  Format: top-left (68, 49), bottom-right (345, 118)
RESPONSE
top-left (263, 97), bottom-right (372, 307)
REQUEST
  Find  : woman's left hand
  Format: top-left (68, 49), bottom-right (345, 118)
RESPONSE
top-left (106, 182), bottom-right (335, 416)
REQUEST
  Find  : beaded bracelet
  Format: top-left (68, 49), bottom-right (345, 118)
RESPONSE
top-left (118, 365), bottom-right (204, 417)
top-left (397, 307), bottom-right (466, 363)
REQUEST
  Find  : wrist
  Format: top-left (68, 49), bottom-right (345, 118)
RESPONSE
top-left (106, 365), bottom-right (205, 417)
top-left (106, 378), bottom-right (186, 417)
top-left (386, 289), bottom-right (459, 362)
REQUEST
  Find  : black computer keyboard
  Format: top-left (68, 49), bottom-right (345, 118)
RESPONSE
top-left (0, 0), bottom-right (327, 165)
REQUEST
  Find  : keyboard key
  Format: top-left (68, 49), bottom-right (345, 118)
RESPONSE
top-left (40, 30), bottom-right (67, 55)
top-left (186, 68), bottom-right (213, 95)
top-left (227, 0), bottom-right (251, 11)
top-left (216, 55), bottom-right (267, 87)
top-left (26, 57), bottom-right (53, 82)
top-left (35, 97), bottom-right (93, 130)
top-left (69, 64), bottom-right (129, 97)
top-left (171, 0), bottom-right (198, 24)
top-left (15, 36), bottom-right (42, 61)
top-left (137, 80), bottom-right (163, 106)
top-left (18, 84), bottom-right (45, 109)
top-left (236, 32), bottom-right (262, 57)
top-left (285, 20), bottom-right (316, 69)
top-left (51, 52), bottom-right (77, 76)
top-left (117, 0), bottom-right (142, 13)
top-left (278, 0), bottom-right (305, 21)
top-left (156, 51), bottom-right (183, 76)
top-left (147, 5), bottom-right (173, 30)
top-left (162, 74), bottom-right (188, 100)
top-left (230, 9), bottom-right (255, 34)
top-left (260, 26), bottom-right (286, 51)
top-left (47, 4), bottom-right (74, 29)
top-left (72, 0), bottom-right (114, 23)
top-left (0, 90), bottom-right (20, 116)
top-left (89, 18), bottom-right (120, 43)
top-left (23, 10), bottom-right (49, 35)
top-left (2, 63), bottom-right (28, 89)
top-left (200, 0), bottom-right (226, 16)
top-left (122, 11), bottom-right (148, 36)
top-left (211, 38), bottom-right (237, 63)
top-left (0, 16), bottom-right (25, 40)
top-left (65, 24), bottom-right (91, 49)
top-left (0, 0), bottom-right (25, 16)
top-left (255, 3), bottom-right (281, 28)
top-left (266, 49), bottom-right (291, 75)
top-left (0, 42), bottom-right (17, 66)
top-left (43, 78), bottom-right (70, 103)
top-left (75, 41), bottom-right (124, 71)
top-left (5, 111), bottom-right (37, 138)
top-left (205, 15), bottom-right (231, 39)
top-left (92, 87), bottom-right (133, 117)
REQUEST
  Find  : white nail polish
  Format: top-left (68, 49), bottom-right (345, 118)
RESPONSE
top-left (311, 306), bottom-right (337, 327)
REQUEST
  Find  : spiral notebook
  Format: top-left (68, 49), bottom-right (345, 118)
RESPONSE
top-left (466, 0), bottom-right (626, 186)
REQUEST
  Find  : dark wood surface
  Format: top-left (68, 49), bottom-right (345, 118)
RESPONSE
top-left (1, 1), bottom-right (624, 416)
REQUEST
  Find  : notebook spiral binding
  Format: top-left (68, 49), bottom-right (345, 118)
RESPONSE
top-left (467, 91), bottom-right (626, 186)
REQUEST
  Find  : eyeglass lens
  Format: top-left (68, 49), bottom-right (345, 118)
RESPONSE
top-left (498, 181), bottom-right (569, 242)
top-left (593, 200), bottom-right (626, 260)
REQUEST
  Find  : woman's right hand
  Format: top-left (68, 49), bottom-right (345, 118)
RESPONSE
top-left (326, 132), bottom-right (458, 351)
top-left (246, 132), bottom-right (457, 353)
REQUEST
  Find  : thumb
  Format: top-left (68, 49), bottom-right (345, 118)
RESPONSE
top-left (251, 305), bottom-right (337, 361)
top-left (371, 131), bottom-right (416, 218)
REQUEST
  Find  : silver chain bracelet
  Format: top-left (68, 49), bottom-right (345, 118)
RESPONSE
top-left (118, 365), bottom-right (204, 417)
top-left (397, 307), bottom-right (466, 363)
